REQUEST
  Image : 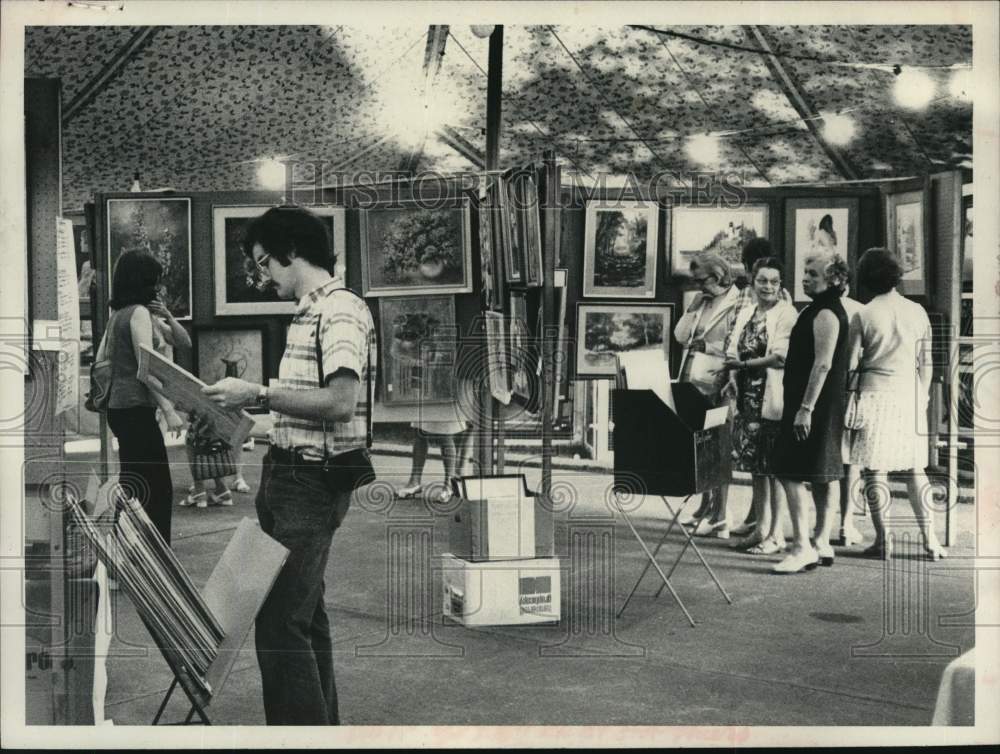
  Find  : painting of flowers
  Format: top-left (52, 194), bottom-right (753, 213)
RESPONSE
top-left (107, 197), bottom-right (191, 319)
top-left (378, 296), bottom-right (457, 405)
top-left (583, 200), bottom-right (658, 298)
top-left (670, 205), bottom-right (768, 278)
top-left (362, 199), bottom-right (472, 297)
top-left (575, 303), bottom-right (673, 378)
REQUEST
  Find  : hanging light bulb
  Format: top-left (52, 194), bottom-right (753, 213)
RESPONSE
top-left (949, 68), bottom-right (972, 102)
top-left (892, 67), bottom-right (936, 110)
top-left (257, 159), bottom-right (286, 191)
top-left (685, 133), bottom-right (721, 166)
top-left (820, 111), bottom-right (857, 147)
top-left (470, 25), bottom-right (496, 39)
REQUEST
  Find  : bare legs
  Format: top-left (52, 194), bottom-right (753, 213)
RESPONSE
top-left (774, 478), bottom-right (840, 572)
top-left (812, 480), bottom-right (839, 560)
top-left (758, 476), bottom-right (787, 550)
top-left (402, 431), bottom-right (461, 500)
top-left (837, 463), bottom-right (862, 544)
top-left (864, 468), bottom-right (946, 559)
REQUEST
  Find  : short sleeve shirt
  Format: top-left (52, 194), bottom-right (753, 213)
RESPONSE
top-left (270, 277), bottom-right (377, 460)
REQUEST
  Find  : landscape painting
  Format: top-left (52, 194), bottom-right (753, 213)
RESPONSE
top-left (583, 200), bottom-right (658, 298)
top-left (576, 303), bottom-right (673, 378)
top-left (887, 190), bottom-right (926, 296)
top-left (670, 205), bottom-right (768, 278)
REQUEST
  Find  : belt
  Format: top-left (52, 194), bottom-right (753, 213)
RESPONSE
top-left (269, 446), bottom-right (325, 467)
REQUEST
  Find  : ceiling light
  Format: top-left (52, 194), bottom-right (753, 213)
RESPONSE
top-left (949, 68), bottom-right (972, 102)
top-left (685, 133), bottom-right (721, 166)
top-left (820, 111), bottom-right (857, 147)
top-left (893, 67), bottom-right (936, 111)
top-left (257, 159), bottom-right (286, 191)
top-left (470, 25), bottom-right (496, 39)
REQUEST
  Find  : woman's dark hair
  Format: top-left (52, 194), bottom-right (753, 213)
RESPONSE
top-left (242, 205), bottom-right (334, 273)
top-left (857, 247), bottom-right (902, 295)
top-left (109, 249), bottom-right (162, 309)
top-left (750, 256), bottom-right (784, 282)
top-left (741, 237), bottom-right (774, 270)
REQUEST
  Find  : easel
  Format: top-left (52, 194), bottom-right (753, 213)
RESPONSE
top-left (611, 383), bottom-right (734, 625)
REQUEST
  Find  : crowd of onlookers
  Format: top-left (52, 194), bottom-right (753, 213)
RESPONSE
top-left (674, 240), bottom-right (945, 573)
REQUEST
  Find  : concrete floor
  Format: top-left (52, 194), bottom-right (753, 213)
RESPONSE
top-left (99, 444), bottom-right (976, 726)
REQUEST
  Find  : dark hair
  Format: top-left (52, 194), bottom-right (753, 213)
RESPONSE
top-left (857, 247), bottom-right (902, 295)
top-left (741, 237), bottom-right (774, 270)
top-left (242, 205), bottom-right (335, 273)
top-left (750, 256), bottom-right (784, 281)
top-left (109, 250), bottom-right (162, 309)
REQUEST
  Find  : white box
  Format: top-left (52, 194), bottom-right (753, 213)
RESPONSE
top-left (447, 495), bottom-right (536, 561)
top-left (441, 554), bottom-right (561, 627)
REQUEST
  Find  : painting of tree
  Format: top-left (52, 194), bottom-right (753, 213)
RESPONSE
top-left (576, 303), bottom-right (673, 377)
top-left (670, 206), bottom-right (768, 278)
top-left (583, 201), bottom-right (658, 298)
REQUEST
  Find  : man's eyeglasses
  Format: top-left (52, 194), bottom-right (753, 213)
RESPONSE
top-left (244, 252), bottom-right (273, 291)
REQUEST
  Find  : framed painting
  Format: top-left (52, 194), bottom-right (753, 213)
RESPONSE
top-left (484, 311), bottom-right (512, 404)
top-left (575, 302), bottom-right (674, 378)
top-left (553, 268), bottom-right (570, 415)
top-left (107, 197), bottom-right (192, 319)
top-left (478, 198), bottom-right (500, 312)
top-left (583, 199), bottom-right (659, 298)
top-left (960, 194), bottom-right (972, 293)
top-left (496, 176), bottom-right (524, 285)
top-left (516, 172), bottom-right (544, 288)
top-left (213, 205), bottom-right (346, 316)
top-left (361, 198), bottom-right (472, 297)
top-left (378, 295), bottom-right (457, 406)
top-left (670, 205), bottom-right (768, 279)
top-left (885, 190), bottom-right (927, 296)
top-left (784, 198), bottom-right (859, 302)
top-left (509, 290), bottom-right (533, 400)
top-left (194, 326), bottom-right (268, 387)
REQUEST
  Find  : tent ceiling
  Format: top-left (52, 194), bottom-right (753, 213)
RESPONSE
top-left (24, 24), bottom-right (971, 210)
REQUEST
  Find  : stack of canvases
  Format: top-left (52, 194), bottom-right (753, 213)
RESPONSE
top-left (67, 490), bottom-right (225, 696)
top-left (441, 475), bottom-right (560, 626)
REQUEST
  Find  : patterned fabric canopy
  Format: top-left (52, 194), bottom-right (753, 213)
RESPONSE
top-left (24, 24), bottom-right (972, 210)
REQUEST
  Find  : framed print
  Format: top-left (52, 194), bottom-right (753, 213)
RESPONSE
top-left (484, 311), bottom-right (512, 404)
top-left (670, 205), bottom-right (768, 279)
top-left (885, 190), bottom-right (927, 296)
top-left (517, 172), bottom-right (544, 288)
top-left (496, 176), bottom-right (523, 285)
top-left (553, 268), bottom-right (570, 414)
top-left (960, 194), bottom-right (972, 293)
top-left (107, 197), bottom-right (192, 319)
top-left (478, 199), bottom-right (500, 312)
top-left (583, 200), bottom-right (659, 298)
top-left (575, 302), bottom-right (674, 378)
top-left (213, 205), bottom-right (346, 316)
top-left (361, 199), bottom-right (472, 297)
top-left (194, 326), bottom-right (267, 387)
top-left (379, 296), bottom-right (457, 405)
top-left (784, 198), bottom-right (859, 302)
top-left (509, 290), bottom-right (533, 400)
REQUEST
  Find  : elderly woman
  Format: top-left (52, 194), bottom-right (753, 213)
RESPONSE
top-left (848, 248), bottom-right (945, 560)
top-left (721, 257), bottom-right (797, 554)
top-left (771, 252), bottom-right (851, 573)
top-left (674, 251), bottom-right (742, 538)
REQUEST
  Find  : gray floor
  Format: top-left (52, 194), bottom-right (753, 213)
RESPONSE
top-left (100, 445), bottom-right (975, 726)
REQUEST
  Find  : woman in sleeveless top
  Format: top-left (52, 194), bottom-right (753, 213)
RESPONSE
top-left (771, 253), bottom-right (851, 574)
top-left (100, 250), bottom-right (186, 544)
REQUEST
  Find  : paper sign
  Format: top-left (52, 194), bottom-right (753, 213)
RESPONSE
top-left (55, 218), bottom-right (81, 415)
top-left (704, 405), bottom-right (730, 429)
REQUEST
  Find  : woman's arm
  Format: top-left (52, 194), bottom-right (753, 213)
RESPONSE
top-left (148, 298), bottom-right (192, 352)
top-left (793, 310), bottom-right (840, 440)
top-left (128, 307), bottom-right (184, 427)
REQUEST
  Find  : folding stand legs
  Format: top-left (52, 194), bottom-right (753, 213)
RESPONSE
top-left (614, 493), bottom-right (732, 625)
top-left (151, 677), bottom-right (212, 725)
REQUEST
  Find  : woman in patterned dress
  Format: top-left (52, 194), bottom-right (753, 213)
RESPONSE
top-left (722, 258), bottom-right (798, 554)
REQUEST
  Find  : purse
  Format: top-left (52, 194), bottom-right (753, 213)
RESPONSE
top-left (85, 315), bottom-right (115, 413)
top-left (844, 370), bottom-right (865, 430)
top-left (315, 290), bottom-right (377, 494)
top-left (186, 412), bottom-right (237, 481)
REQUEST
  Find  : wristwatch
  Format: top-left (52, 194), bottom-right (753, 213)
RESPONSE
top-left (256, 384), bottom-right (269, 410)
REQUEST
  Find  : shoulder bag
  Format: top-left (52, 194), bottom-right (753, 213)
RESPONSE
top-left (85, 314), bottom-right (116, 413)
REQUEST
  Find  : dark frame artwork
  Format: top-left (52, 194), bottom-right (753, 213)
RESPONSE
top-left (784, 197), bottom-right (859, 302)
top-left (106, 196), bottom-right (192, 319)
top-left (378, 295), bottom-right (458, 406)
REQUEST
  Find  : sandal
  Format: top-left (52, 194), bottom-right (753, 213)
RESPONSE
top-left (209, 489), bottom-right (234, 506)
top-left (231, 477), bottom-right (251, 494)
top-left (748, 539), bottom-right (785, 556)
top-left (179, 491), bottom-right (208, 508)
top-left (396, 483), bottom-right (423, 499)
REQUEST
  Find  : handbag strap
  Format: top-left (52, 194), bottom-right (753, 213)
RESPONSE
top-left (314, 287), bottom-right (375, 458)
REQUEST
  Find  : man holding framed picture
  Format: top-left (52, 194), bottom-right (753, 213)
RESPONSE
top-left (203, 205), bottom-right (376, 725)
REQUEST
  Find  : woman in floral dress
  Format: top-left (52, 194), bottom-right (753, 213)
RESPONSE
top-left (722, 258), bottom-right (798, 554)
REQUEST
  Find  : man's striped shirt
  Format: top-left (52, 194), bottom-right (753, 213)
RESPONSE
top-left (270, 277), bottom-right (376, 460)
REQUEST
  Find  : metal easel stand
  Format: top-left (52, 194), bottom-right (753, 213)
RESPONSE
top-left (151, 676), bottom-right (211, 725)
top-left (612, 492), bottom-right (733, 627)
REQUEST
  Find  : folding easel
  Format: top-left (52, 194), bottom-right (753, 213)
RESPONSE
top-left (611, 383), bottom-right (735, 625)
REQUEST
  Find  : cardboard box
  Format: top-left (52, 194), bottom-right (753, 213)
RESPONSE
top-left (451, 475), bottom-right (555, 559)
top-left (447, 496), bottom-right (535, 561)
top-left (441, 554), bottom-right (561, 626)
